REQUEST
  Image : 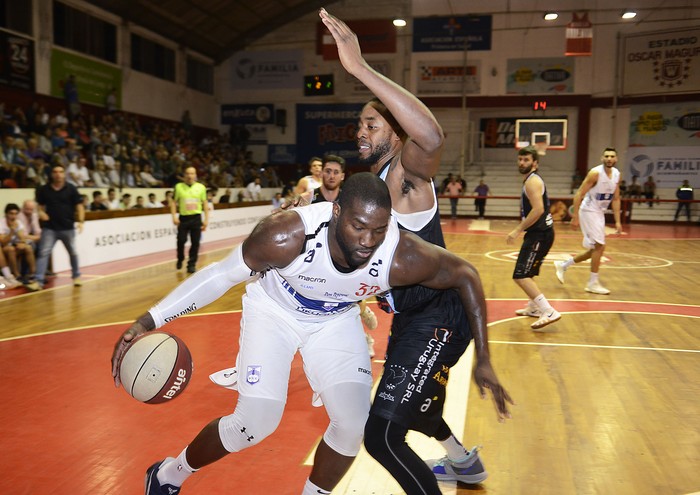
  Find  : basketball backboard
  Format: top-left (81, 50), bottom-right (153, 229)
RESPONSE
top-left (515, 118), bottom-right (568, 150)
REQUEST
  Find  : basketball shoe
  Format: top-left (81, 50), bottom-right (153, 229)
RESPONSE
top-left (515, 302), bottom-right (540, 317)
top-left (585, 281), bottom-right (610, 295)
top-left (145, 458), bottom-right (181, 495)
top-left (427, 446), bottom-right (488, 484)
top-left (554, 260), bottom-right (567, 284)
top-left (531, 309), bottom-right (561, 330)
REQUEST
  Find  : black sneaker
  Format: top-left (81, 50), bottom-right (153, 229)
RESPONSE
top-left (176, 260), bottom-right (183, 270)
top-left (145, 459), bottom-right (180, 495)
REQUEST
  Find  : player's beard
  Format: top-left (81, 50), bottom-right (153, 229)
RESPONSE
top-left (358, 139), bottom-right (393, 168)
top-left (335, 226), bottom-right (369, 270)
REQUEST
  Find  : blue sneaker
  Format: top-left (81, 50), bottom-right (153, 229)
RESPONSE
top-left (427, 446), bottom-right (488, 484)
top-left (145, 458), bottom-right (181, 495)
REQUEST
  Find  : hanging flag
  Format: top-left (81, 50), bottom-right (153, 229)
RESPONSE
top-left (565, 12), bottom-right (592, 56)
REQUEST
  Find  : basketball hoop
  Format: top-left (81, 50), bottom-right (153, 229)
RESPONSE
top-left (534, 141), bottom-right (548, 156)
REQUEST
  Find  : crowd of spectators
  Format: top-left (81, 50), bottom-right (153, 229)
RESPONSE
top-left (0, 100), bottom-right (284, 199)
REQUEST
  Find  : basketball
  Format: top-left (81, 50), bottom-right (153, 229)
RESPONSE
top-left (119, 332), bottom-right (193, 404)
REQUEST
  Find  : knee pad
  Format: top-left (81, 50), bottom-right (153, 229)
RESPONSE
top-left (218, 396), bottom-right (285, 453)
top-left (320, 382), bottom-right (371, 457)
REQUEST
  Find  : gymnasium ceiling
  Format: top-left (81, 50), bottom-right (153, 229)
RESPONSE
top-left (88, 0), bottom-right (335, 64)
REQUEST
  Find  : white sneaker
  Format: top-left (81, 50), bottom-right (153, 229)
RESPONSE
top-left (531, 309), bottom-right (561, 330)
top-left (3, 275), bottom-right (22, 290)
top-left (366, 333), bottom-right (376, 358)
top-left (0, 276), bottom-right (7, 290)
top-left (360, 306), bottom-right (378, 330)
top-left (554, 261), bottom-right (567, 284)
top-left (515, 303), bottom-right (540, 317)
top-left (585, 281), bottom-right (610, 295)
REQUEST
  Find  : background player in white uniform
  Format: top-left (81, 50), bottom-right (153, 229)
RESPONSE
top-left (555, 147), bottom-right (622, 295)
top-left (294, 156), bottom-right (323, 195)
top-left (111, 173), bottom-right (511, 495)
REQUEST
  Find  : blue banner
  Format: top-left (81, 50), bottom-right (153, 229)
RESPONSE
top-left (221, 104), bottom-right (274, 125)
top-left (296, 103), bottom-right (364, 162)
top-left (413, 16), bottom-right (492, 52)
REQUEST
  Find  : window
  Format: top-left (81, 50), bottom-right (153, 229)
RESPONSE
top-left (131, 33), bottom-right (175, 82)
top-left (186, 56), bottom-right (213, 94)
top-left (53, 2), bottom-right (116, 63)
top-left (0, 0), bottom-right (32, 35)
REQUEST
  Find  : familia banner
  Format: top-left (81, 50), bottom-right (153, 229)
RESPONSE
top-left (626, 147), bottom-right (700, 188)
top-left (230, 50), bottom-right (303, 90)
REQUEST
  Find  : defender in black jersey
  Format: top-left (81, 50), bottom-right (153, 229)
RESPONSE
top-left (506, 146), bottom-right (561, 330)
top-left (322, 9), bottom-right (513, 494)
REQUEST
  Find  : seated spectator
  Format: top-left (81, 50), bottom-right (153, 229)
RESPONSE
top-left (146, 193), bottom-right (161, 208)
top-left (0, 243), bottom-right (23, 289)
top-left (643, 176), bottom-right (656, 207)
top-left (107, 162), bottom-right (122, 187)
top-left (25, 156), bottom-right (49, 187)
top-left (91, 160), bottom-right (111, 188)
top-left (245, 177), bottom-right (262, 201)
top-left (120, 193), bottom-right (132, 209)
top-left (106, 188), bottom-right (121, 210)
top-left (89, 191), bottom-right (108, 211)
top-left (131, 195), bottom-right (146, 209)
top-left (139, 163), bottom-right (163, 187)
top-left (67, 157), bottom-right (94, 187)
top-left (219, 188), bottom-right (232, 203)
top-left (628, 176), bottom-right (643, 199)
top-left (18, 200), bottom-right (41, 249)
top-left (0, 203), bottom-right (39, 291)
top-left (619, 180), bottom-right (627, 197)
top-left (161, 190), bottom-right (174, 207)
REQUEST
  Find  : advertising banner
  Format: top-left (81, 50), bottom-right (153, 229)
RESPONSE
top-left (296, 103), bottom-right (364, 162)
top-left (479, 117), bottom-right (517, 148)
top-left (413, 16), bottom-right (492, 52)
top-left (230, 50), bottom-right (302, 90)
top-left (626, 146), bottom-right (700, 188)
top-left (50, 49), bottom-right (122, 107)
top-left (506, 57), bottom-right (574, 94)
top-left (416, 60), bottom-right (480, 95)
top-left (622, 27), bottom-right (700, 95)
top-left (0, 31), bottom-right (34, 90)
top-left (51, 206), bottom-right (270, 272)
top-left (629, 102), bottom-right (700, 147)
top-left (221, 104), bottom-right (274, 125)
top-left (318, 19), bottom-right (395, 60)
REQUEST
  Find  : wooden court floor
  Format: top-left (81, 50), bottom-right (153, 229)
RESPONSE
top-left (1, 219), bottom-right (698, 494)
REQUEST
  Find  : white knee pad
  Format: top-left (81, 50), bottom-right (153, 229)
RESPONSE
top-left (320, 382), bottom-right (372, 457)
top-left (218, 396), bottom-right (285, 453)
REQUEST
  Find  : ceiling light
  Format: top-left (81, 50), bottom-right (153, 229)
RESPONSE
top-left (393, 18), bottom-right (407, 27)
top-left (543, 12), bottom-right (558, 21)
top-left (621, 10), bottom-right (637, 19)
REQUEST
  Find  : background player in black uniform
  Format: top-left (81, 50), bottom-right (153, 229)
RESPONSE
top-left (506, 146), bottom-right (561, 330)
top-left (321, 9), bottom-right (513, 494)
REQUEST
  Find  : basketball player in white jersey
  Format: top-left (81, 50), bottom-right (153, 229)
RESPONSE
top-left (294, 156), bottom-right (323, 195)
top-left (555, 147), bottom-right (622, 295)
top-left (111, 173), bottom-right (511, 495)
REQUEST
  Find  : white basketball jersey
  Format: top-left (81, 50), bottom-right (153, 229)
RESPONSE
top-left (255, 202), bottom-right (400, 322)
top-left (303, 175), bottom-right (322, 192)
top-left (581, 164), bottom-right (620, 212)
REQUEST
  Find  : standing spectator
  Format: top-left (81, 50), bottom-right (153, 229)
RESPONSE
top-left (444, 175), bottom-right (463, 219)
top-left (473, 179), bottom-right (490, 219)
top-left (627, 175), bottom-right (642, 199)
top-left (172, 166), bottom-right (209, 274)
top-left (105, 87), bottom-right (117, 113)
top-left (0, 203), bottom-right (40, 290)
top-left (34, 164), bottom-right (85, 289)
top-left (440, 173), bottom-right (453, 193)
top-left (63, 75), bottom-right (80, 120)
top-left (643, 176), bottom-right (656, 207)
top-left (618, 180), bottom-right (628, 197)
top-left (554, 147), bottom-right (622, 295)
top-left (674, 179), bottom-right (694, 221)
top-left (506, 147), bottom-right (560, 329)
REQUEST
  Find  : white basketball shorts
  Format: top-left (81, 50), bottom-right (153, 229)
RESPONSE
top-left (234, 280), bottom-right (373, 405)
top-left (578, 209), bottom-right (606, 248)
